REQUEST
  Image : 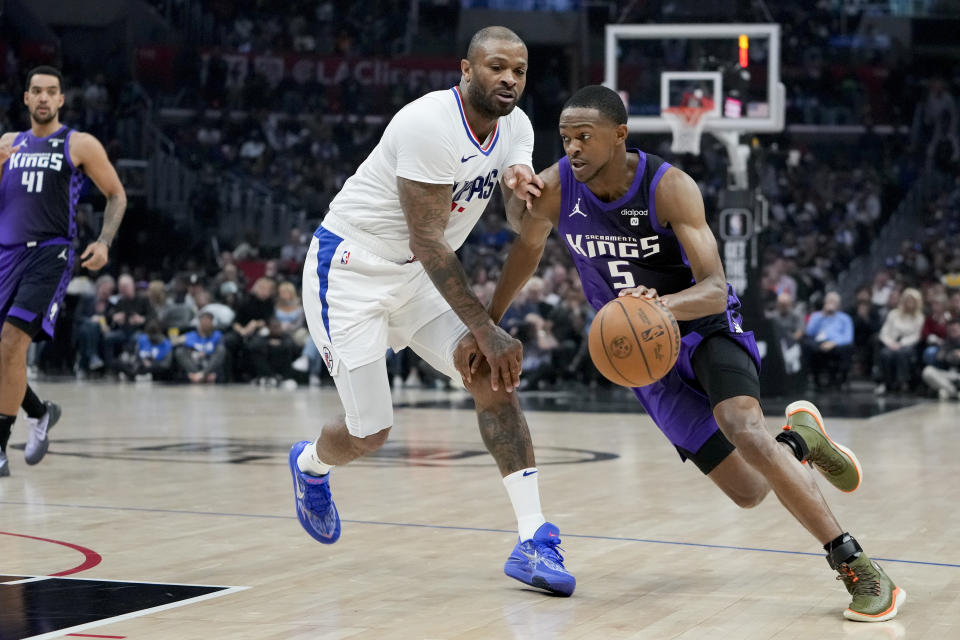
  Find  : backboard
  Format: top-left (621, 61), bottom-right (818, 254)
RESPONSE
top-left (603, 23), bottom-right (785, 135)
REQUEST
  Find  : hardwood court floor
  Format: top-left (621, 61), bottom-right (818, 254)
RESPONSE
top-left (1, 381), bottom-right (957, 639)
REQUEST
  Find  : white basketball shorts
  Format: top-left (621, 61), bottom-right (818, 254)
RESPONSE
top-left (302, 226), bottom-right (469, 437)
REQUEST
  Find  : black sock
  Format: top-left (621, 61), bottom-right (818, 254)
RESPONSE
top-left (22, 385), bottom-right (45, 419)
top-left (0, 414), bottom-right (15, 454)
top-left (775, 429), bottom-right (809, 462)
top-left (824, 532), bottom-right (862, 569)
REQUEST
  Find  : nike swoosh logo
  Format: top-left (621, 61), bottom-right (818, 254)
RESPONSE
top-left (522, 470), bottom-right (537, 477)
top-left (548, 532), bottom-right (557, 537)
top-left (460, 154), bottom-right (477, 163)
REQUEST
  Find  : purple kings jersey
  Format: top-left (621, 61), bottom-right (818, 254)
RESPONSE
top-left (558, 150), bottom-right (692, 308)
top-left (0, 126), bottom-right (83, 245)
top-left (558, 149), bottom-right (748, 338)
top-left (559, 150), bottom-right (762, 459)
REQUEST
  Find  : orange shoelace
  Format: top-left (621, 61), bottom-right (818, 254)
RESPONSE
top-left (837, 562), bottom-right (882, 597)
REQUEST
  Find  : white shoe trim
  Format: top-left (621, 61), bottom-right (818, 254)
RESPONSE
top-left (842, 587), bottom-right (906, 622)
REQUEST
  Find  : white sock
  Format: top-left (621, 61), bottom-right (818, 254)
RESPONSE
top-left (297, 438), bottom-right (333, 476)
top-left (503, 467), bottom-right (546, 541)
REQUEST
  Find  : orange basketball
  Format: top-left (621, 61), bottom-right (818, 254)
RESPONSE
top-left (588, 295), bottom-right (682, 387)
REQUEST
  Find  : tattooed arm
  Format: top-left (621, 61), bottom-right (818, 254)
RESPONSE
top-left (398, 176), bottom-right (522, 392)
top-left (453, 165), bottom-right (558, 383)
top-left (71, 132), bottom-right (127, 271)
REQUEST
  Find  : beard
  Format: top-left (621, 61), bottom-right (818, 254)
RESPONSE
top-left (31, 107), bottom-right (57, 125)
top-left (467, 81), bottom-right (515, 119)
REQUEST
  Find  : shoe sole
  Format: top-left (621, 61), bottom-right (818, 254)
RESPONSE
top-left (504, 551), bottom-right (576, 597)
top-left (25, 402), bottom-right (62, 466)
top-left (531, 575), bottom-right (573, 596)
top-left (504, 568), bottom-right (575, 597)
top-left (785, 400), bottom-right (863, 492)
top-left (843, 586), bottom-right (906, 622)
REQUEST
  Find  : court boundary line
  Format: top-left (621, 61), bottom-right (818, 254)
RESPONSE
top-left (2, 573), bottom-right (245, 588)
top-left (14, 582), bottom-right (249, 640)
top-left (3, 500), bottom-right (957, 569)
top-left (0, 530), bottom-right (102, 576)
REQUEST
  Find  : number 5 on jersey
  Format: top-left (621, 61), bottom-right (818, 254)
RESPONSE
top-left (22, 171), bottom-right (44, 193)
top-left (608, 237), bottom-right (660, 289)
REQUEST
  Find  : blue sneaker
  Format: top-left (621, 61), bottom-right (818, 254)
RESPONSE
top-left (288, 441), bottom-right (341, 544)
top-left (504, 522), bottom-right (575, 596)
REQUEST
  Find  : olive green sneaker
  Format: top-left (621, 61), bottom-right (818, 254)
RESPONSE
top-left (784, 400), bottom-right (862, 492)
top-left (835, 553), bottom-right (906, 622)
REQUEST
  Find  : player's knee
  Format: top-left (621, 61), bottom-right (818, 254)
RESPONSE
top-left (729, 426), bottom-right (778, 467)
top-left (350, 426), bottom-right (391, 454)
top-left (725, 491), bottom-right (758, 509)
top-left (731, 495), bottom-right (761, 509)
top-left (737, 429), bottom-right (777, 464)
top-left (730, 484), bottom-right (769, 509)
top-left (0, 331), bottom-right (29, 367)
top-left (714, 398), bottom-right (775, 464)
top-left (710, 450), bottom-right (771, 508)
top-left (463, 363), bottom-right (513, 409)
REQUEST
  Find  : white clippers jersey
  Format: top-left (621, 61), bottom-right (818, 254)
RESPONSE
top-left (321, 87), bottom-right (534, 262)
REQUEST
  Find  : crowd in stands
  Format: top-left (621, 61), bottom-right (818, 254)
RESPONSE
top-left (4, 3), bottom-right (960, 399)
top-left (784, 280), bottom-right (960, 398)
top-left (763, 169), bottom-right (960, 400)
top-left (25, 130), bottom-right (958, 400)
top-left (34, 242), bottom-right (314, 388)
top-left (6, 0), bottom-right (957, 236)
top-left (151, 0), bottom-right (410, 55)
top-left (133, 0), bottom-right (957, 235)
top-left (6, 58), bottom-right (957, 400)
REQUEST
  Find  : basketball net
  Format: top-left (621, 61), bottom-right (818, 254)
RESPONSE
top-left (662, 106), bottom-right (713, 155)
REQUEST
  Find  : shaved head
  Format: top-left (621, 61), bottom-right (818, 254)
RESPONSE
top-left (466, 26), bottom-right (525, 62)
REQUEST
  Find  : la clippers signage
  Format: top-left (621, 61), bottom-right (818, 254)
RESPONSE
top-left (205, 52), bottom-right (461, 89)
top-left (135, 46), bottom-right (461, 91)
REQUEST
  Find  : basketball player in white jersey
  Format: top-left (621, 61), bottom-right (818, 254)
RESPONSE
top-left (289, 26), bottom-right (575, 596)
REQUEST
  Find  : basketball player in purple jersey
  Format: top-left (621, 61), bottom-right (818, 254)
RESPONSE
top-left (456, 86), bottom-right (904, 621)
top-left (0, 66), bottom-right (127, 477)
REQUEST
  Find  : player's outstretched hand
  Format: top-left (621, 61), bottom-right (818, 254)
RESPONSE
top-left (504, 164), bottom-right (544, 210)
top-left (453, 332), bottom-right (483, 384)
top-left (473, 323), bottom-right (523, 393)
top-left (80, 240), bottom-right (109, 271)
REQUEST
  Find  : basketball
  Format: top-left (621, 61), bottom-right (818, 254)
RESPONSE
top-left (588, 295), bottom-right (681, 387)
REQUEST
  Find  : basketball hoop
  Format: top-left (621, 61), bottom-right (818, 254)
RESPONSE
top-left (662, 106), bottom-right (713, 155)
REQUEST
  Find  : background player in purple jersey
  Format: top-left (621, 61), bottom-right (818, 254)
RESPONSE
top-left (454, 85), bottom-right (904, 622)
top-left (0, 66), bottom-right (127, 477)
